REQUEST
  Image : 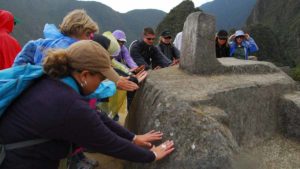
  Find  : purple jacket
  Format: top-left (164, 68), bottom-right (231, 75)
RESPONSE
top-left (0, 76), bottom-right (155, 169)
top-left (114, 45), bottom-right (138, 68)
top-left (112, 30), bottom-right (138, 68)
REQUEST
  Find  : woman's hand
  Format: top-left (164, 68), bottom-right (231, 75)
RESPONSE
top-left (151, 140), bottom-right (175, 161)
top-left (135, 70), bottom-right (148, 83)
top-left (228, 34), bottom-right (235, 41)
top-left (133, 130), bottom-right (163, 148)
top-left (130, 65), bottom-right (145, 74)
top-left (116, 76), bottom-right (139, 91)
top-left (244, 33), bottom-right (250, 40)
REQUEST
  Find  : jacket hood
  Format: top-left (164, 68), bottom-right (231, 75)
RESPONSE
top-left (43, 23), bottom-right (64, 39)
top-left (0, 10), bottom-right (14, 33)
top-left (112, 30), bottom-right (127, 42)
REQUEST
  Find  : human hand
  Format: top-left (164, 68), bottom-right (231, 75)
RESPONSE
top-left (130, 65), bottom-right (145, 74)
top-left (170, 59), bottom-right (180, 66)
top-left (135, 70), bottom-right (148, 83)
top-left (129, 67), bottom-right (138, 72)
top-left (153, 66), bottom-right (161, 70)
top-left (116, 76), bottom-right (139, 91)
top-left (229, 34), bottom-right (235, 41)
top-left (244, 33), bottom-right (250, 40)
top-left (133, 130), bottom-right (163, 148)
top-left (151, 140), bottom-right (175, 161)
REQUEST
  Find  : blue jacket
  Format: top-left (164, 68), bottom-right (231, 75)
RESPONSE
top-left (0, 64), bottom-right (116, 115)
top-left (229, 37), bottom-right (259, 60)
top-left (13, 24), bottom-right (77, 66)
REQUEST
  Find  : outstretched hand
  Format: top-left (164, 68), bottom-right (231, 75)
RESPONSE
top-left (135, 70), bottom-right (148, 83)
top-left (130, 65), bottom-right (145, 74)
top-left (133, 130), bottom-right (163, 148)
top-left (170, 59), bottom-right (180, 66)
top-left (151, 140), bottom-right (175, 161)
top-left (116, 76), bottom-right (139, 91)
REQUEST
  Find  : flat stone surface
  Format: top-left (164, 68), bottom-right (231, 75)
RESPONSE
top-left (146, 65), bottom-right (294, 102)
top-left (219, 58), bottom-right (280, 74)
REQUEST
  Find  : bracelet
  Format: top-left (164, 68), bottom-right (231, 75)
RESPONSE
top-left (132, 135), bottom-right (137, 143)
top-left (152, 151), bottom-right (158, 160)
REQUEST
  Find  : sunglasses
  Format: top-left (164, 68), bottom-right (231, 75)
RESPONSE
top-left (163, 36), bottom-right (172, 39)
top-left (236, 36), bottom-right (244, 39)
top-left (219, 38), bottom-right (227, 40)
top-left (146, 37), bottom-right (155, 41)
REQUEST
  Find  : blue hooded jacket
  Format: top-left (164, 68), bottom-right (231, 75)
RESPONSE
top-left (13, 24), bottom-right (77, 66)
top-left (229, 37), bottom-right (259, 60)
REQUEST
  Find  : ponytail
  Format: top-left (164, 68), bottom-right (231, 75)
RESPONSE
top-left (43, 49), bottom-right (70, 78)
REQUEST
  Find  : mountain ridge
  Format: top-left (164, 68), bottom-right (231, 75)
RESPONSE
top-left (200, 0), bottom-right (256, 30)
top-left (1, 0), bottom-right (166, 45)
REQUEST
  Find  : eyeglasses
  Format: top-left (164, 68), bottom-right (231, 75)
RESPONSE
top-left (219, 38), bottom-right (227, 40)
top-left (163, 36), bottom-right (172, 39)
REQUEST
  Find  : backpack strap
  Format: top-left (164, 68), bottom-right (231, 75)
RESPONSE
top-left (0, 139), bottom-right (49, 165)
top-left (4, 139), bottom-right (49, 150)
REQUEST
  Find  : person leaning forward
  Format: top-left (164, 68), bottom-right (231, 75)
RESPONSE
top-left (12, 9), bottom-right (138, 91)
top-left (0, 40), bottom-right (174, 169)
top-left (129, 27), bottom-right (172, 70)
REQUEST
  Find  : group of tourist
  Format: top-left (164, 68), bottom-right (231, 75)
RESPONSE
top-left (215, 29), bottom-right (259, 59)
top-left (0, 8), bottom-right (260, 169)
top-left (0, 9), bottom-right (175, 169)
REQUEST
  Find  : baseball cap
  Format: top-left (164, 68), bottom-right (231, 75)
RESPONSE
top-left (161, 30), bottom-right (172, 37)
top-left (217, 30), bottom-right (228, 39)
top-left (66, 40), bottom-right (120, 83)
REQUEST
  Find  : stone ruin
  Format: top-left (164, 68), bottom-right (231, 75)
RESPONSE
top-left (125, 12), bottom-right (300, 169)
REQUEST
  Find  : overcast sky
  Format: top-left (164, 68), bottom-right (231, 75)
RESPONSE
top-left (79, 0), bottom-right (213, 13)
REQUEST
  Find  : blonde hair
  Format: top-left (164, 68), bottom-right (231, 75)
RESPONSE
top-left (59, 9), bottom-right (99, 38)
top-left (43, 42), bottom-right (107, 78)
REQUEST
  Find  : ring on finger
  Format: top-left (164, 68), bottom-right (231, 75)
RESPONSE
top-left (161, 144), bottom-right (167, 150)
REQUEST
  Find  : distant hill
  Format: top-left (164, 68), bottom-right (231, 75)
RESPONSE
top-left (200, 0), bottom-right (256, 30)
top-left (156, 0), bottom-right (200, 39)
top-left (0, 0), bottom-right (166, 45)
top-left (246, 0), bottom-right (300, 67)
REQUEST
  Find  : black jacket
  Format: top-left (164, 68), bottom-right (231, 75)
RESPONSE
top-left (130, 40), bottom-right (171, 70)
top-left (157, 43), bottom-right (180, 61)
top-left (215, 43), bottom-right (230, 58)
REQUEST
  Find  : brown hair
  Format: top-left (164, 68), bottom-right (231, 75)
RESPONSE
top-left (59, 9), bottom-right (99, 38)
top-left (143, 27), bottom-right (155, 35)
top-left (43, 49), bottom-right (70, 78)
